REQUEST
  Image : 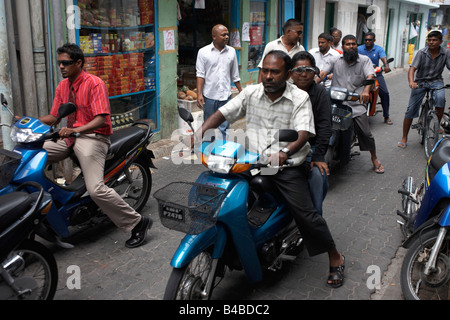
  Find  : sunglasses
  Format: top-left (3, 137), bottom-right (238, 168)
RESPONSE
top-left (292, 66), bottom-right (316, 75)
top-left (57, 60), bottom-right (77, 67)
top-left (291, 29), bottom-right (303, 35)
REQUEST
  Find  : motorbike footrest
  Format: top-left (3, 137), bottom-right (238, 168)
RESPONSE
top-left (248, 205), bottom-right (276, 227)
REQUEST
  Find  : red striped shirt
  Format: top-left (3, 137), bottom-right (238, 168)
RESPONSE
top-left (51, 70), bottom-right (113, 136)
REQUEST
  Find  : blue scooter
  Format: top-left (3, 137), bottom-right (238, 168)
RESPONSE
top-left (154, 108), bottom-right (304, 300)
top-left (398, 117), bottom-right (450, 300)
top-left (0, 94), bottom-right (155, 247)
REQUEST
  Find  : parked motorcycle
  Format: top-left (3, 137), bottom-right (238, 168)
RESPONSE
top-left (368, 58), bottom-right (394, 117)
top-left (0, 94), bottom-right (155, 246)
top-left (154, 107), bottom-right (304, 300)
top-left (397, 117), bottom-right (450, 299)
top-left (325, 79), bottom-right (375, 169)
top-left (0, 178), bottom-right (58, 300)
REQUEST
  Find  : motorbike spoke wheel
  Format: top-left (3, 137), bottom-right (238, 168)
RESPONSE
top-left (401, 228), bottom-right (450, 300)
top-left (0, 240), bottom-right (57, 300)
top-left (424, 111), bottom-right (440, 159)
top-left (164, 251), bottom-right (216, 300)
top-left (111, 156), bottom-right (151, 213)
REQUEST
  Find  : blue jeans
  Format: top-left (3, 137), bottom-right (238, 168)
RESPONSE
top-left (377, 75), bottom-right (390, 119)
top-left (405, 81), bottom-right (446, 119)
top-left (203, 96), bottom-right (230, 140)
top-left (306, 148), bottom-right (329, 216)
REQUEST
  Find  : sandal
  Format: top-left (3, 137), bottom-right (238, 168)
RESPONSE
top-left (327, 255), bottom-right (345, 288)
top-left (373, 161), bottom-right (385, 174)
top-left (384, 118), bottom-right (393, 125)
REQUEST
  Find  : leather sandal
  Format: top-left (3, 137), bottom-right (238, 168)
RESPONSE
top-left (327, 255), bottom-right (345, 288)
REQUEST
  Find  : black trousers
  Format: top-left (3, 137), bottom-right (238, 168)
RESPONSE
top-left (248, 165), bottom-right (336, 257)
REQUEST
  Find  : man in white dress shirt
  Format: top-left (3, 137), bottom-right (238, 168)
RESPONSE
top-left (196, 24), bottom-right (242, 140)
top-left (309, 33), bottom-right (340, 88)
top-left (257, 19), bottom-right (305, 83)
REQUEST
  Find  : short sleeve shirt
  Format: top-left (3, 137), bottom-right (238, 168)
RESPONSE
top-left (410, 46), bottom-right (450, 84)
top-left (322, 55), bottom-right (375, 117)
top-left (51, 70), bottom-right (113, 136)
top-left (219, 83), bottom-right (315, 165)
top-left (357, 44), bottom-right (386, 66)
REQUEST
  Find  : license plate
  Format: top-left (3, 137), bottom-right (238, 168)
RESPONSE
top-left (161, 205), bottom-right (185, 222)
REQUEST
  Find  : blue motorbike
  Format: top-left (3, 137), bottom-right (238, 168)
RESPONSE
top-left (0, 94), bottom-right (155, 247)
top-left (154, 108), bottom-right (304, 300)
top-left (398, 117), bottom-right (450, 300)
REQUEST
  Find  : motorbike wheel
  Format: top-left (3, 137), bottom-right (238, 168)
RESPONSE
top-left (401, 228), bottom-right (450, 300)
top-left (424, 111), bottom-right (440, 159)
top-left (0, 240), bottom-right (58, 300)
top-left (164, 250), bottom-right (217, 300)
top-left (111, 155), bottom-right (151, 213)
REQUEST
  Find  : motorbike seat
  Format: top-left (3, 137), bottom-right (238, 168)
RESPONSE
top-left (430, 138), bottom-right (450, 172)
top-left (0, 191), bottom-right (33, 232)
top-left (108, 125), bottom-right (146, 159)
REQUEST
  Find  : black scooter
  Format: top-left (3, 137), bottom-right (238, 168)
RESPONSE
top-left (0, 178), bottom-right (58, 300)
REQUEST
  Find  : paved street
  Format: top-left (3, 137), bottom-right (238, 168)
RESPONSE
top-left (50, 69), bottom-right (449, 301)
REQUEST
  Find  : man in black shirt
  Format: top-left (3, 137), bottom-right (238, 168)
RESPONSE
top-left (291, 51), bottom-right (332, 216)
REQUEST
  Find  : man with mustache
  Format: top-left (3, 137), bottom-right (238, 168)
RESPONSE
top-left (191, 50), bottom-right (346, 288)
top-left (319, 35), bottom-right (384, 174)
top-left (196, 24), bottom-right (242, 140)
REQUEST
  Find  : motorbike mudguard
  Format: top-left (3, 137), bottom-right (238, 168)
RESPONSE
top-left (414, 163), bottom-right (450, 230)
top-left (402, 206), bottom-right (450, 248)
top-left (170, 225), bottom-right (227, 268)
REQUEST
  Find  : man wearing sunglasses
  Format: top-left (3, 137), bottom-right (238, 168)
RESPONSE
top-left (257, 19), bottom-right (305, 83)
top-left (39, 44), bottom-right (152, 248)
top-left (358, 32), bottom-right (392, 125)
top-left (291, 51), bottom-right (332, 217)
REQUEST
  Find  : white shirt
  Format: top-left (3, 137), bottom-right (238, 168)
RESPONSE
top-left (220, 82), bottom-right (315, 166)
top-left (309, 47), bottom-right (341, 87)
top-left (257, 37), bottom-right (306, 69)
top-left (196, 43), bottom-right (240, 101)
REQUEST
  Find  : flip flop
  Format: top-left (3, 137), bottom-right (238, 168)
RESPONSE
top-left (327, 255), bottom-right (345, 288)
top-left (373, 162), bottom-right (385, 174)
top-left (397, 142), bottom-right (407, 149)
top-left (384, 118), bottom-right (393, 125)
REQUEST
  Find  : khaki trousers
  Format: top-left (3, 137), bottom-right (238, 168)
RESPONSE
top-left (44, 133), bottom-right (141, 232)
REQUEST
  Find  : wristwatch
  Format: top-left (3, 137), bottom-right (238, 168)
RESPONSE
top-left (280, 147), bottom-right (291, 156)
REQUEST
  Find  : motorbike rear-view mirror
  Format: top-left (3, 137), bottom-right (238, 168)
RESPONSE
top-left (1, 93), bottom-right (7, 106)
top-left (362, 79), bottom-right (375, 86)
top-left (58, 103), bottom-right (77, 120)
top-left (178, 107), bottom-right (194, 123)
top-left (386, 57), bottom-right (394, 64)
top-left (274, 129), bottom-right (298, 143)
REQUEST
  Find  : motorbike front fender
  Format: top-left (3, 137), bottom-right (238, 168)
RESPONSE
top-left (403, 205), bottom-right (450, 248)
top-left (170, 225), bottom-right (227, 269)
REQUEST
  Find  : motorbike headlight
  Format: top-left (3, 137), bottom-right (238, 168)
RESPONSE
top-left (10, 127), bottom-right (44, 143)
top-left (330, 90), bottom-right (347, 101)
top-left (206, 155), bottom-right (236, 174)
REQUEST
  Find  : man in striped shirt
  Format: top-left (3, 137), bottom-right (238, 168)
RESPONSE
top-left (39, 44), bottom-right (152, 248)
top-left (398, 31), bottom-right (450, 149)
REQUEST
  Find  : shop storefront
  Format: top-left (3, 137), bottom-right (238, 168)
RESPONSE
top-left (73, 0), bottom-right (160, 131)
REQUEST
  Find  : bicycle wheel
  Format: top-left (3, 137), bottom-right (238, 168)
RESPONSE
top-left (424, 111), bottom-right (440, 159)
top-left (418, 102), bottom-right (429, 145)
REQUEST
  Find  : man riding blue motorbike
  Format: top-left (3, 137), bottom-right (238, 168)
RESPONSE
top-left (190, 50), bottom-right (345, 288)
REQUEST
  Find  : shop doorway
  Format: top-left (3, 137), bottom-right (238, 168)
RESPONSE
top-left (177, 0), bottom-right (231, 90)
